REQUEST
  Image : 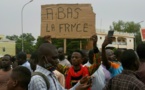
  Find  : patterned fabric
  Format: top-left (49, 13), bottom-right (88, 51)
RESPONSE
top-left (28, 65), bottom-right (78, 90)
top-left (136, 62), bottom-right (145, 84)
top-left (87, 53), bottom-right (101, 75)
top-left (103, 70), bottom-right (145, 90)
top-left (109, 62), bottom-right (123, 77)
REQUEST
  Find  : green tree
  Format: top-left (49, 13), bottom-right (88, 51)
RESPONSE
top-left (66, 39), bottom-right (88, 55)
top-left (110, 20), bottom-right (141, 33)
top-left (6, 35), bottom-right (18, 41)
top-left (34, 36), bottom-right (44, 50)
top-left (52, 38), bottom-right (64, 48)
top-left (6, 33), bottom-right (35, 54)
top-left (20, 33), bottom-right (35, 54)
top-left (110, 20), bottom-right (142, 48)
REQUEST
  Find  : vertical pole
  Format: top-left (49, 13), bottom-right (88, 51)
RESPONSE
top-left (64, 39), bottom-right (66, 54)
top-left (21, 0), bottom-right (33, 52)
top-left (80, 40), bottom-right (82, 50)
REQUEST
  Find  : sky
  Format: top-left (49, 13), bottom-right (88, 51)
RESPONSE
top-left (1, 0), bottom-right (145, 39)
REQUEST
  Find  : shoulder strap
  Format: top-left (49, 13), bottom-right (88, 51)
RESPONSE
top-left (32, 72), bottom-right (50, 89)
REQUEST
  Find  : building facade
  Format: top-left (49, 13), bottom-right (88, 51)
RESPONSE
top-left (86, 30), bottom-right (134, 51)
top-left (98, 30), bottom-right (134, 50)
top-left (0, 35), bottom-right (16, 57)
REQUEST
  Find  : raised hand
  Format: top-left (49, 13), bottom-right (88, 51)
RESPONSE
top-left (90, 34), bottom-right (98, 43)
top-left (102, 36), bottom-right (114, 48)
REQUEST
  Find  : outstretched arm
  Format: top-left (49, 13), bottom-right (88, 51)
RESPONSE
top-left (102, 36), bottom-right (113, 70)
top-left (87, 35), bottom-right (101, 75)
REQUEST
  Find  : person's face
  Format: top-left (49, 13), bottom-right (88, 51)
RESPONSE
top-left (1, 56), bottom-right (11, 68)
top-left (71, 52), bottom-right (82, 66)
top-left (58, 48), bottom-right (64, 60)
top-left (44, 49), bottom-right (59, 68)
top-left (16, 58), bottom-right (22, 65)
top-left (106, 50), bottom-right (116, 61)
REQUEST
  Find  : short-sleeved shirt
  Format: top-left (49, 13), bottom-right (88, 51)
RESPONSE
top-left (28, 65), bottom-right (79, 90)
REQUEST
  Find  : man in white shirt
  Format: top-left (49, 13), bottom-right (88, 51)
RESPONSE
top-left (16, 52), bottom-right (32, 72)
top-left (84, 49), bottom-right (111, 90)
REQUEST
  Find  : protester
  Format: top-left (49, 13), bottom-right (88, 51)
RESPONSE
top-left (16, 52), bottom-right (32, 72)
top-left (0, 54), bottom-right (12, 90)
top-left (7, 66), bottom-right (31, 90)
top-left (29, 50), bottom-right (66, 87)
top-left (84, 35), bottom-right (111, 90)
top-left (102, 36), bottom-right (123, 77)
top-left (136, 43), bottom-right (145, 84)
top-left (103, 49), bottom-right (145, 90)
top-left (58, 47), bottom-right (71, 67)
top-left (28, 43), bottom-right (92, 90)
top-left (84, 49), bottom-right (111, 90)
top-left (114, 49), bottom-right (125, 62)
top-left (57, 35), bottom-right (101, 89)
top-left (43, 35), bottom-right (67, 86)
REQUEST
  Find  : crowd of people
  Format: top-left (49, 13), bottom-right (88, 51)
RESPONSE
top-left (0, 34), bottom-right (145, 90)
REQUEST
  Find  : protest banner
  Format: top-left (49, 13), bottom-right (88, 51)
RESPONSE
top-left (41, 4), bottom-right (96, 38)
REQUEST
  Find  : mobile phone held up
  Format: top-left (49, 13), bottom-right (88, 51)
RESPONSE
top-left (108, 30), bottom-right (114, 37)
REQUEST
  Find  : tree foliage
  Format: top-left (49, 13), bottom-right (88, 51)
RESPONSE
top-left (6, 33), bottom-right (35, 54)
top-left (35, 38), bottom-right (88, 55)
top-left (110, 20), bottom-right (142, 48)
top-left (66, 39), bottom-right (88, 55)
top-left (52, 38), bottom-right (64, 48)
top-left (110, 20), bottom-right (141, 33)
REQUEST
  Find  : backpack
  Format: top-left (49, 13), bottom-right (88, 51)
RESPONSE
top-left (32, 72), bottom-right (50, 89)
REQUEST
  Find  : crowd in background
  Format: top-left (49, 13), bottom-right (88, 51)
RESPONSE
top-left (0, 34), bottom-right (145, 90)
